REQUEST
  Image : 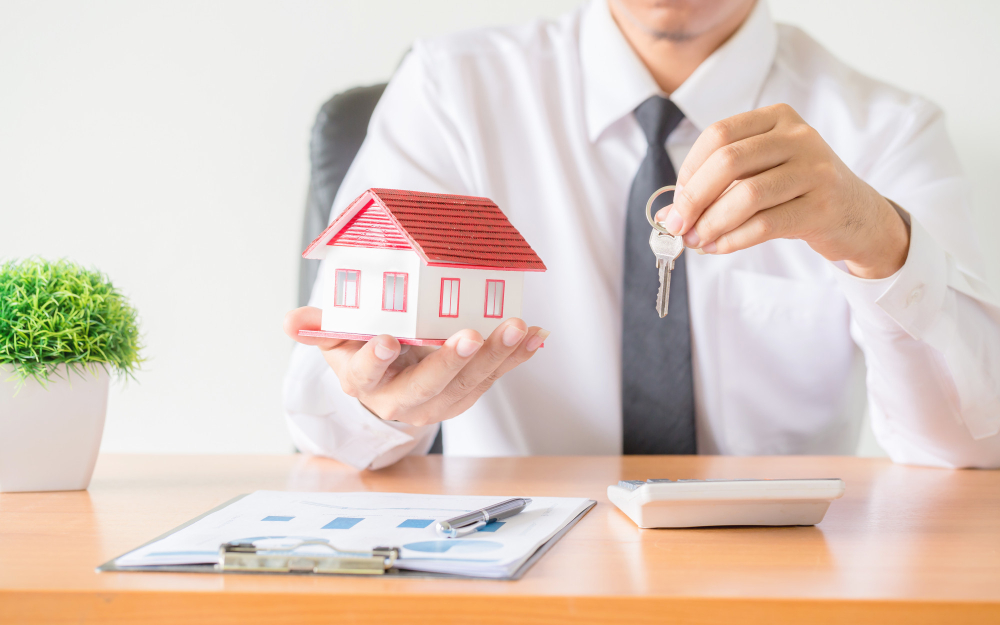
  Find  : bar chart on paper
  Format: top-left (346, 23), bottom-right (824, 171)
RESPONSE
top-left (112, 491), bottom-right (594, 578)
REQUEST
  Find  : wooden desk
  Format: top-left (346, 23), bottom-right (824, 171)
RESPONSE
top-left (1, 454), bottom-right (998, 624)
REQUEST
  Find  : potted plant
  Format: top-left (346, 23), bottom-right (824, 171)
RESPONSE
top-left (0, 258), bottom-right (142, 492)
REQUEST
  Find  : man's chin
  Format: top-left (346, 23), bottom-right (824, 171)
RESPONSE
top-left (610, 0), bottom-right (698, 42)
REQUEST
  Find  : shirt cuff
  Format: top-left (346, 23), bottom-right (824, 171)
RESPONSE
top-left (286, 395), bottom-right (422, 470)
top-left (832, 215), bottom-right (948, 340)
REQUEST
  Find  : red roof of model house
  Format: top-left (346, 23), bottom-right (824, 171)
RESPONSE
top-left (302, 188), bottom-right (546, 272)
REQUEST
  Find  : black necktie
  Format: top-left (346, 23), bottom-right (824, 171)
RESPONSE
top-left (621, 96), bottom-right (696, 455)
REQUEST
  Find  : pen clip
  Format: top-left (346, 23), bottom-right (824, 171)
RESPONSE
top-left (447, 520), bottom-right (486, 538)
top-left (438, 520), bottom-right (486, 538)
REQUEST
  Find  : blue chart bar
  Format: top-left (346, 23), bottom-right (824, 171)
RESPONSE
top-left (323, 517), bottom-right (364, 530)
top-left (397, 519), bottom-right (434, 529)
top-left (477, 520), bottom-right (505, 532)
top-left (262, 515), bottom-right (294, 522)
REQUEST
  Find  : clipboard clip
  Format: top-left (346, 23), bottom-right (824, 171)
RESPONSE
top-left (219, 538), bottom-right (399, 575)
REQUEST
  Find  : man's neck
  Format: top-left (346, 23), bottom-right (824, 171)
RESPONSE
top-left (608, 0), bottom-right (756, 94)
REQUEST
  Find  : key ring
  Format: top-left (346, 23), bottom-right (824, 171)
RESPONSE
top-left (646, 185), bottom-right (676, 234)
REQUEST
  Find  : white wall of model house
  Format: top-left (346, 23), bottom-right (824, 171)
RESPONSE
top-left (319, 247), bottom-right (421, 337)
top-left (417, 263), bottom-right (524, 340)
top-left (318, 246), bottom-right (525, 342)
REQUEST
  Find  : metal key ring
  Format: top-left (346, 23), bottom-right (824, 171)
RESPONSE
top-left (646, 185), bottom-right (676, 234)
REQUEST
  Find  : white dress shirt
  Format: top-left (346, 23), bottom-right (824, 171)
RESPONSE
top-left (284, 0), bottom-right (1000, 470)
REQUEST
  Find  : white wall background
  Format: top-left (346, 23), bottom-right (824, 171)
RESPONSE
top-left (2, 1), bottom-right (997, 455)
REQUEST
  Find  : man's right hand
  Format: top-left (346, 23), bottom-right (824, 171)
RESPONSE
top-left (284, 307), bottom-right (549, 427)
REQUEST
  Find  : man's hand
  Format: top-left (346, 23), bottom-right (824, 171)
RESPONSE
top-left (284, 307), bottom-right (548, 427)
top-left (655, 103), bottom-right (910, 279)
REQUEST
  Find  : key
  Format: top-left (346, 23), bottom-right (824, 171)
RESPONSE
top-left (648, 229), bottom-right (684, 318)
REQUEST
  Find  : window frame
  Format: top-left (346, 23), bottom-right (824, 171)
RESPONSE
top-left (484, 279), bottom-right (505, 318)
top-left (381, 272), bottom-right (408, 312)
top-left (333, 269), bottom-right (360, 308)
top-left (439, 278), bottom-right (461, 318)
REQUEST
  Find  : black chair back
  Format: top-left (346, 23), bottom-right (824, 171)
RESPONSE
top-left (299, 84), bottom-right (387, 307)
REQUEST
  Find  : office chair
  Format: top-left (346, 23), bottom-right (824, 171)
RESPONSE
top-left (300, 83), bottom-right (444, 454)
top-left (299, 83), bottom-right (387, 307)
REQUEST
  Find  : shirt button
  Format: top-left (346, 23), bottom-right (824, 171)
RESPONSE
top-left (906, 285), bottom-right (924, 307)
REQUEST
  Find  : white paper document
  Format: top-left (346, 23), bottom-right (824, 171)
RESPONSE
top-left (114, 491), bottom-right (594, 578)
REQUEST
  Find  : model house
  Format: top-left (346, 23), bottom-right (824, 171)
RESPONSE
top-left (300, 188), bottom-right (546, 345)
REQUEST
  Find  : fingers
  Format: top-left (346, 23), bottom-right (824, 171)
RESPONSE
top-left (309, 318), bottom-right (542, 427)
top-left (427, 324), bottom-right (547, 418)
top-left (283, 307), bottom-right (345, 349)
top-left (661, 104), bottom-right (804, 241)
top-left (675, 104), bottom-right (789, 188)
top-left (435, 319), bottom-right (529, 404)
top-left (386, 329), bottom-right (486, 412)
top-left (683, 162), bottom-right (810, 250)
top-left (480, 326), bottom-right (549, 386)
top-left (335, 335), bottom-right (402, 397)
top-left (284, 306), bottom-right (322, 335)
top-left (285, 308), bottom-right (400, 396)
top-left (458, 328), bottom-right (546, 417)
top-left (703, 197), bottom-right (807, 255)
top-left (663, 132), bottom-right (795, 239)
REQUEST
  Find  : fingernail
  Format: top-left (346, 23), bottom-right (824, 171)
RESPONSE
top-left (702, 241), bottom-right (717, 254)
top-left (526, 329), bottom-right (550, 352)
top-left (374, 342), bottom-right (397, 361)
top-left (502, 324), bottom-right (527, 347)
top-left (683, 229), bottom-right (700, 248)
top-left (655, 207), bottom-right (670, 223)
top-left (456, 336), bottom-right (483, 357)
top-left (664, 209), bottom-right (683, 235)
top-left (695, 247), bottom-right (706, 255)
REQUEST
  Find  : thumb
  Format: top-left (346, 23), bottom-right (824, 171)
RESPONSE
top-left (283, 306), bottom-right (345, 349)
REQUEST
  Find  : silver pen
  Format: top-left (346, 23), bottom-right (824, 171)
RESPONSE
top-left (436, 498), bottom-right (532, 538)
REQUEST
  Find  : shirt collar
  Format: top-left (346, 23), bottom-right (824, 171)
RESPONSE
top-left (579, 0), bottom-right (778, 141)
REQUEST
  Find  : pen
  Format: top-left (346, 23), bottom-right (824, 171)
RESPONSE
top-left (436, 498), bottom-right (532, 538)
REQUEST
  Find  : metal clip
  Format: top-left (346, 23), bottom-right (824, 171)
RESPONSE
top-left (219, 538), bottom-right (399, 575)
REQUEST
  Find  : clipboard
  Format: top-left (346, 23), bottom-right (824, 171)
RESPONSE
top-left (97, 495), bottom-right (596, 580)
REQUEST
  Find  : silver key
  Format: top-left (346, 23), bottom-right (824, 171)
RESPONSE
top-left (648, 229), bottom-right (684, 318)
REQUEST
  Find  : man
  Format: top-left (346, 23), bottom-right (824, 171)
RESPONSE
top-left (283, 0), bottom-right (1000, 469)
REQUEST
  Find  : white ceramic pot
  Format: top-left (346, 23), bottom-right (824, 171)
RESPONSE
top-left (0, 366), bottom-right (110, 492)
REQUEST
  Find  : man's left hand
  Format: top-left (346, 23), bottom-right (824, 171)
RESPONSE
top-left (655, 103), bottom-right (909, 279)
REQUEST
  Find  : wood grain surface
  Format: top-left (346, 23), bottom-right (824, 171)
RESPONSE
top-left (1, 454), bottom-right (998, 624)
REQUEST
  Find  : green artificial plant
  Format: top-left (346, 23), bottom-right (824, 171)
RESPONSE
top-left (0, 258), bottom-right (143, 387)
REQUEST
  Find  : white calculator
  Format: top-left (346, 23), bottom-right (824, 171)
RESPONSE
top-left (608, 478), bottom-right (846, 528)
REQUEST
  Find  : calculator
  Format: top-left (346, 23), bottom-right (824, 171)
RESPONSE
top-left (608, 478), bottom-right (845, 528)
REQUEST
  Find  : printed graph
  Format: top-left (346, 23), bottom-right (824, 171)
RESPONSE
top-left (322, 517), bottom-right (364, 530)
top-left (397, 519), bottom-right (435, 528)
top-left (403, 540), bottom-right (502, 554)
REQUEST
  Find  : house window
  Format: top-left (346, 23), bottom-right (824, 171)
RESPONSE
top-left (334, 269), bottom-right (360, 308)
top-left (382, 272), bottom-right (408, 312)
top-left (439, 278), bottom-right (460, 317)
top-left (484, 280), bottom-right (505, 318)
